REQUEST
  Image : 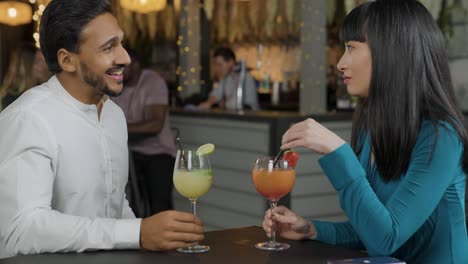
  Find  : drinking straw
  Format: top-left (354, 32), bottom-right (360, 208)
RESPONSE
top-left (272, 149), bottom-right (286, 167)
top-left (176, 138), bottom-right (188, 168)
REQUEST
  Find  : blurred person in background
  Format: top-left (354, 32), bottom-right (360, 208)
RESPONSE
top-left (112, 48), bottom-right (177, 216)
top-left (0, 44), bottom-right (52, 110)
top-left (199, 47), bottom-right (259, 111)
top-left (0, 43), bottom-right (36, 110)
top-left (33, 49), bottom-right (53, 85)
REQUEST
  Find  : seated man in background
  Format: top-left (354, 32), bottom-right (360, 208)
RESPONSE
top-left (112, 49), bottom-right (177, 216)
top-left (199, 47), bottom-right (259, 111)
top-left (0, 0), bottom-right (203, 258)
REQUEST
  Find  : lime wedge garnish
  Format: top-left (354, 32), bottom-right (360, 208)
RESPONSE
top-left (196, 143), bottom-right (215, 156)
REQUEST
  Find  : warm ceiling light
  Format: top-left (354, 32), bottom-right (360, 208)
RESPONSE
top-left (8, 7), bottom-right (17, 17)
top-left (0, 1), bottom-right (32, 26)
top-left (120, 0), bottom-right (167, 13)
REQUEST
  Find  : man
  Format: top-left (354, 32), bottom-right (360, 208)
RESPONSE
top-left (112, 49), bottom-right (177, 216)
top-left (0, 0), bottom-right (203, 258)
top-left (199, 47), bottom-right (259, 111)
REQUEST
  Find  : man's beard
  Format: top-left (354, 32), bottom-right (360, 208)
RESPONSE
top-left (81, 62), bottom-right (122, 97)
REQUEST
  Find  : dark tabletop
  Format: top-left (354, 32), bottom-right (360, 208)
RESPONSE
top-left (1, 226), bottom-right (366, 264)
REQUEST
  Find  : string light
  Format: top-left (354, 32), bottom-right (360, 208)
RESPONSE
top-left (177, 2), bottom-right (203, 95)
top-left (31, 0), bottom-right (52, 48)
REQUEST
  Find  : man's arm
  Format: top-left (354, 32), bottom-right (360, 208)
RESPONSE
top-left (199, 80), bottom-right (223, 110)
top-left (198, 95), bottom-right (218, 110)
top-left (0, 111), bottom-right (140, 258)
top-left (127, 104), bottom-right (167, 142)
top-left (122, 193), bottom-right (136, 219)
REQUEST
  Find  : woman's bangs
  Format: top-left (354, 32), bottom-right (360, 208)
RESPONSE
top-left (340, 3), bottom-right (370, 43)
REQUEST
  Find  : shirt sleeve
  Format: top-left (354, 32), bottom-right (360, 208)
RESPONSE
top-left (312, 221), bottom-right (364, 249)
top-left (244, 73), bottom-right (259, 110)
top-left (0, 111), bottom-right (141, 258)
top-left (209, 79), bottom-right (225, 101)
top-left (122, 194), bottom-right (137, 219)
top-left (317, 122), bottom-right (463, 256)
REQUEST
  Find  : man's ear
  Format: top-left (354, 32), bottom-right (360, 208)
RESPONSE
top-left (57, 48), bottom-right (78, 73)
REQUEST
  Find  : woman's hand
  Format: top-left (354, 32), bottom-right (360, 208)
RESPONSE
top-left (281, 118), bottom-right (346, 155)
top-left (262, 206), bottom-right (317, 240)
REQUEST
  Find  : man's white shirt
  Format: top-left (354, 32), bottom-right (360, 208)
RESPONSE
top-left (0, 76), bottom-right (141, 258)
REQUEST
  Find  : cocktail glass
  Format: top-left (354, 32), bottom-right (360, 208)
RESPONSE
top-left (173, 149), bottom-right (213, 253)
top-left (252, 157), bottom-right (296, 251)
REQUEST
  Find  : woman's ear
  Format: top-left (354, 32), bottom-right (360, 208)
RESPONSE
top-left (57, 48), bottom-right (77, 73)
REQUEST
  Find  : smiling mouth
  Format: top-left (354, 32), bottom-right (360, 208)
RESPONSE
top-left (105, 68), bottom-right (124, 81)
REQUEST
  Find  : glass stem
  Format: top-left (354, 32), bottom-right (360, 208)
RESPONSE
top-left (190, 199), bottom-right (197, 217)
top-left (269, 201), bottom-right (277, 245)
top-left (190, 199), bottom-right (199, 248)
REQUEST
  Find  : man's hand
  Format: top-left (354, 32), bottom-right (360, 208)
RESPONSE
top-left (198, 95), bottom-right (217, 110)
top-left (140, 210), bottom-right (204, 251)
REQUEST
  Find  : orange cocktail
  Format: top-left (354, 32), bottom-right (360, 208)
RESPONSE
top-left (252, 168), bottom-right (295, 202)
top-left (251, 157), bottom-right (296, 251)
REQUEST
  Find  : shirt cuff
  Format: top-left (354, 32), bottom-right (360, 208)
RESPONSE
top-left (312, 220), bottom-right (336, 244)
top-left (318, 143), bottom-right (364, 191)
top-left (113, 218), bottom-right (142, 249)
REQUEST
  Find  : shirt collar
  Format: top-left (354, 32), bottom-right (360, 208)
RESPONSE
top-left (47, 75), bottom-right (104, 113)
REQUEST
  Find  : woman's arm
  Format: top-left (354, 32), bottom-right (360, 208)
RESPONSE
top-left (318, 122), bottom-right (462, 255)
top-left (313, 221), bottom-right (364, 249)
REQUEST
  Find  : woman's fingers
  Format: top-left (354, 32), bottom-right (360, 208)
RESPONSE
top-left (282, 123), bottom-right (305, 144)
top-left (272, 205), bottom-right (288, 214)
top-left (281, 118), bottom-right (345, 154)
top-left (281, 119), bottom-right (317, 147)
top-left (272, 206), bottom-right (297, 224)
top-left (262, 218), bottom-right (272, 237)
top-left (273, 211), bottom-right (297, 224)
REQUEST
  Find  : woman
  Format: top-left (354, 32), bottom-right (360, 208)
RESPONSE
top-left (262, 1), bottom-right (468, 263)
top-left (0, 44), bottom-right (36, 110)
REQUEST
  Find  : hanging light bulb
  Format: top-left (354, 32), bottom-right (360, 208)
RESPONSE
top-left (120, 0), bottom-right (167, 13)
top-left (0, 1), bottom-right (33, 26)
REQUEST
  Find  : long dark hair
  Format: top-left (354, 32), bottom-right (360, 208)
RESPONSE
top-left (39, 0), bottom-right (112, 73)
top-left (342, 0), bottom-right (468, 181)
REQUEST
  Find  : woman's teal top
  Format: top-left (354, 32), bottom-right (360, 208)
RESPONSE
top-left (314, 121), bottom-right (467, 264)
